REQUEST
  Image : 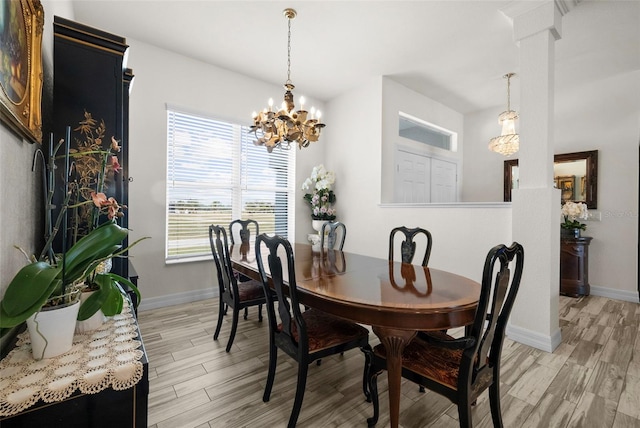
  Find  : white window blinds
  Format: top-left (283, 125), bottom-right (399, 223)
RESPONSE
top-left (166, 108), bottom-right (295, 262)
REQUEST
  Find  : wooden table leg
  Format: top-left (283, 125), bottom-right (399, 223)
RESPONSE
top-left (372, 326), bottom-right (416, 428)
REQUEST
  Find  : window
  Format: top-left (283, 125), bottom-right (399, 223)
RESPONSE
top-left (398, 112), bottom-right (456, 151)
top-left (166, 108), bottom-right (295, 262)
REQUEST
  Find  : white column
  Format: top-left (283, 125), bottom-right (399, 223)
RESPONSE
top-left (502, 1), bottom-right (562, 352)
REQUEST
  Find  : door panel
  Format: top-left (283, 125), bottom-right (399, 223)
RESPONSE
top-left (431, 158), bottom-right (457, 203)
top-left (395, 150), bottom-right (457, 203)
top-left (395, 150), bottom-right (430, 203)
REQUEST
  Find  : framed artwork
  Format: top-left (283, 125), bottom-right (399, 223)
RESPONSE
top-left (556, 175), bottom-right (575, 203)
top-left (0, 0), bottom-right (44, 144)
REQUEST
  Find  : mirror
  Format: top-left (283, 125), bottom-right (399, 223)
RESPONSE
top-left (504, 150), bottom-right (598, 209)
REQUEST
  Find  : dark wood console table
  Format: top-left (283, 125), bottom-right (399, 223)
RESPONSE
top-left (560, 236), bottom-right (593, 297)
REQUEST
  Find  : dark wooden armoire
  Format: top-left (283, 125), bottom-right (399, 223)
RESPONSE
top-left (50, 16), bottom-right (133, 279)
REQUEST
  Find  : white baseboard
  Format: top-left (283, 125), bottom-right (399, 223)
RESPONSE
top-left (506, 286), bottom-right (639, 352)
top-left (590, 285), bottom-right (639, 303)
top-left (138, 288), bottom-right (217, 312)
top-left (505, 323), bottom-right (562, 353)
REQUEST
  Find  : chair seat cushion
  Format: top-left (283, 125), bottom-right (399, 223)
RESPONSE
top-left (279, 309), bottom-right (368, 353)
top-left (237, 279), bottom-right (266, 302)
top-left (373, 331), bottom-right (463, 390)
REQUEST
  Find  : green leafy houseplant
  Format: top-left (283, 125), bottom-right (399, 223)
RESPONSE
top-left (0, 112), bottom-right (147, 337)
top-left (72, 191), bottom-right (144, 322)
top-left (0, 220), bottom-right (142, 336)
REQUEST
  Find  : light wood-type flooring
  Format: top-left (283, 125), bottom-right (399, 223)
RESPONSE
top-left (139, 295), bottom-right (640, 427)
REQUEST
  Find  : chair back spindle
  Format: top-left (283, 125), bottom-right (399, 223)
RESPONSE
top-left (466, 243), bottom-right (524, 381)
top-left (229, 219), bottom-right (259, 245)
top-left (388, 226), bottom-right (433, 266)
top-left (256, 235), bottom-right (307, 356)
top-left (229, 219), bottom-right (259, 283)
top-left (229, 219), bottom-right (260, 245)
top-left (209, 225), bottom-right (238, 300)
top-left (320, 221), bottom-right (347, 250)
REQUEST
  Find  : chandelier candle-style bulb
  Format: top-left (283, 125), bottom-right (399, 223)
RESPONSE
top-left (488, 73), bottom-right (520, 156)
top-left (249, 8), bottom-right (326, 152)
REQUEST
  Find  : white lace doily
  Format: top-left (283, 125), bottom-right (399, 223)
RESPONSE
top-left (0, 301), bottom-right (144, 417)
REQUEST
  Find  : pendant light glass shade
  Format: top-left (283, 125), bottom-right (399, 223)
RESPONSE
top-left (489, 73), bottom-right (519, 156)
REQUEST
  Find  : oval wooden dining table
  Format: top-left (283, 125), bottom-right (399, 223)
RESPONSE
top-left (230, 242), bottom-right (480, 428)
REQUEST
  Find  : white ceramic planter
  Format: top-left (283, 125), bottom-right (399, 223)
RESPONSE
top-left (311, 220), bottom-right (331, 249)
top-left (75, 291), bottom-right (106, 334)
top-left (307, 233), bottom-right (322, 252)
top-left (27, 300), bottom-right (80, 360)
top-left (311, 220), bottom-right (328, 233)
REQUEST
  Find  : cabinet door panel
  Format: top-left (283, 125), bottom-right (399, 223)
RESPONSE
top-left (51, 17), bottom-right (131, 278)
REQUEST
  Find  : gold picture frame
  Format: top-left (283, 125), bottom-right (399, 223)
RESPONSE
top-left (0, 0), bottom-right (44, 144)
top-left (556, 175), bottom-right (575, 203)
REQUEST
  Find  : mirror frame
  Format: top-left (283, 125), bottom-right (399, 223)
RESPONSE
top-left (504, 150), bottom-right (598, 209)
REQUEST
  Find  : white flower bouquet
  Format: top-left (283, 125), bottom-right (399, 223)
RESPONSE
top-left (302, 164), bottom-right (337, 221)
top-left (561, 201), bottom-right (588, 230)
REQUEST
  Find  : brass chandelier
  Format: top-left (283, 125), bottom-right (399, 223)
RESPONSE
top-left (250, 8), bottom-right (325, 152)
top-left (488, 73), bottom-right (520, 156)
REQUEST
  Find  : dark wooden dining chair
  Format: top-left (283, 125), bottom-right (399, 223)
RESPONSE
top-left (365, 242), bottom-right (524, 427)
top-left (389, 226), bottom-right (435, 393)
top-left (388, 226), bottom-right (433, 266)
top-left (255, 233), bottom-right (370, 428)
top-left (229, 219), bottom-right (259, 246)
top-left (320, 221), bottom-right (347, 250)
top-left (209, 224), bottom-right (267, 352)
top-left (229, 219), bottom-right (260, 319)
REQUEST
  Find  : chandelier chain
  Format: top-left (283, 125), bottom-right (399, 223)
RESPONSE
top-left (286, 16), bottom-right (292, 85)
top-left (506, 74), bottom-right (511, 111)
top-left (504, 72), bottom-right (515, 112)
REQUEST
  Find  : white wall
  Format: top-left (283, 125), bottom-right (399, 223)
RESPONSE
top-left (462, 108), bottom-right (509, 203)
top-left (556, 70), bottom-right (639, 298)
top-left (323, 77), bottom-right (512, 283)
top-left (461, 1), bottom-right (640, 300)
top-left (0, 0), bottom-right (74, 285)
top-left (124, 38), bottom-right (325, 308)
top-left (0, 0), bottom-right (75, 347)
top-left (0, 129), bottom-right (40, 290)
top-left (380, 78), bottom-right (464, 203)
top-left (463, 67), bottom-right (639, 300)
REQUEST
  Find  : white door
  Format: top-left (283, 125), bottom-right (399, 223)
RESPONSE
top-left (431, 158), bottom-right (457, 202)
top-left (395, 150), bottom-right (430, 203)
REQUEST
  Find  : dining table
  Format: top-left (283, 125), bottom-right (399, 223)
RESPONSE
top-left (230, 241), bottom-right (480, 428)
